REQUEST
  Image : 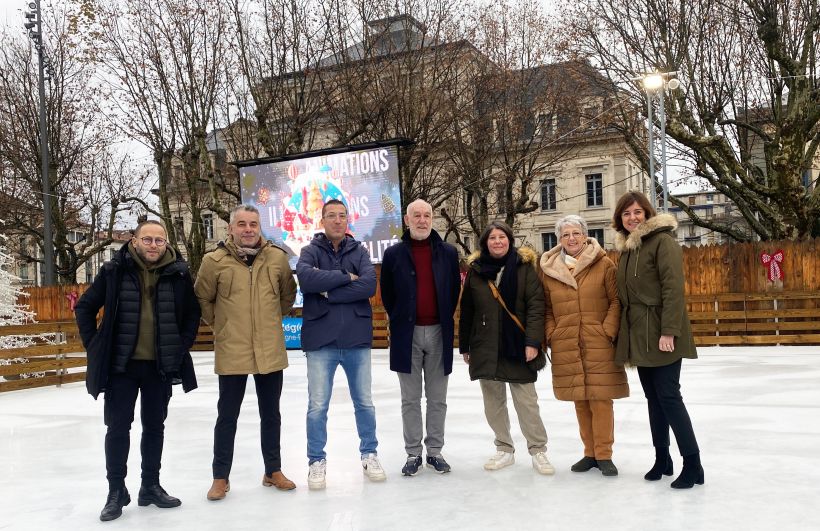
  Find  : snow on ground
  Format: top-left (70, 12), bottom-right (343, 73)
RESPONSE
top-left (2, 346), bottom-right (819, 530)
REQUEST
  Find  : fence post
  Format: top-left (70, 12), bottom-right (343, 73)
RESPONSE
top-left (55, 330), bottom-right (66, 387)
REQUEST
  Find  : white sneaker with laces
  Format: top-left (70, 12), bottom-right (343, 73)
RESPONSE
top-left (361, 453), bottom-right (387, 482)
top-left (532, 452), bottom-right (555, 475)
top-left (308, 459), bottom-right (327, 490)
top-left (484, 451), bottom-right (515, 470)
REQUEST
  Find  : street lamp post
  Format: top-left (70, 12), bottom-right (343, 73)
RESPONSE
top-left (25, 0), bottom-right (55, 285)
top-left (638, 71), bottom-right (679, 213)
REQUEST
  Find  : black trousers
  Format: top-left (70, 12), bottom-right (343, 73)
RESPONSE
top-left (213, 371), bottom-right (284, 479)
top-left (637, 359), bottom-right (700, 456)
top-left (104, 360), bottom-right (171, 489)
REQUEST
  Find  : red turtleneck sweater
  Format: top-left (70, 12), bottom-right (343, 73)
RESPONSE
top-left (410, 237), bottom-right (439, 325)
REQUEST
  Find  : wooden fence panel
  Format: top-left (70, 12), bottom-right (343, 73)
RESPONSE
top-left (18, 284), bottom-right (90, 322)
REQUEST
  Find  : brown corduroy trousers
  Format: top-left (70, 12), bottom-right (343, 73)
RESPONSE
top-left (574, 399), bottom-right (615, 460)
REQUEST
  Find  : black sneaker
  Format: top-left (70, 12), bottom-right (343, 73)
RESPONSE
top-left (402, 455), bottom-right (422, 476)
top-left (425, 455), bottom-right (451, 473)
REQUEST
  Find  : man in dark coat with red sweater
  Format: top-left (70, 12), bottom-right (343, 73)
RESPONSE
top-left (380, 199), bottom-right (461, 476)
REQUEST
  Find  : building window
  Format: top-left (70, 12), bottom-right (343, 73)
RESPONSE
top-left (588, 228), bottom-right (604, 246)
top-left (540, 179), bottom-right (556, 211)
top-left (173, 217), bottom-right (185, 241)
top-left (585, 173), bottom-right (603, 207)
top-left (536, 113), bottom-right (557, 136)
top-left (495, 184), bottom-right (505, 207)
top-left (86, 266), bottom-right (93, 283)
top-left (688, 225), bottom-right (697, 237)
top-left (20, 263), bottom-right (29, 281)
top-left (541, 232), bottom-right (557, 251)
top-left (463, 236), bottom-right (472, 252)
top-left (706, 194), bottom-right (714, 204)
top-left (688, 196), bottom-right (696, 205)
top-left (109, 248), bottom-right (116, 261)
top-left (202, 213), bottom-right (214, 240)
top-left (581, 104), bottom-right (599, 127)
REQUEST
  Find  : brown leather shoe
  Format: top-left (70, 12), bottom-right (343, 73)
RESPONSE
top-left (262, 470), bottom-right (296, 491)
top-left (207, 479), bottom-right (230, 501)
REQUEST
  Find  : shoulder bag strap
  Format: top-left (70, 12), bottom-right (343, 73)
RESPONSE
top-left (487, 280), bottom-right (526, 333)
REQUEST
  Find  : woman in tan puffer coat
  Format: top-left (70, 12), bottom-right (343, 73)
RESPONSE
top-left (540, 215), bottom-right (628, 477)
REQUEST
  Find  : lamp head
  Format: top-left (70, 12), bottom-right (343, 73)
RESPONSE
top-left (642, 73), bottom-right (664, 90)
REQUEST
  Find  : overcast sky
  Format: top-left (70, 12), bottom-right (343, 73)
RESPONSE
top-left (0, 0), bottom-right (27, 34)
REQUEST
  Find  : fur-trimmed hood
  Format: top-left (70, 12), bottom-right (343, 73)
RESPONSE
top-left (614, 213), bottom-right (678, 252)
top-left (466, 246), bottom-right (539, 267)
top-left (539, 237), bottom-right (605, 289)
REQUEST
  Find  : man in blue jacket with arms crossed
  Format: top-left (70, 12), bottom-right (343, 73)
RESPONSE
top-left (296, 199), bottom-right (384, 490)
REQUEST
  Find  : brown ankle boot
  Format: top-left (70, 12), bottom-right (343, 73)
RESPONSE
top-left (207, 479), bottom-right (230, 501)
top-left (262, 470), bottom-right (296, 490)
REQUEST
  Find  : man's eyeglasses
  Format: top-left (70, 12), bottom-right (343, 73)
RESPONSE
top-left (138, 236), bottom-right (167, 246)
top-left (323, 213), bottom-right (348, 221)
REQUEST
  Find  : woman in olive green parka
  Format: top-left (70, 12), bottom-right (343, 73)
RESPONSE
top-left (613, 191), bottom-right (704, 490)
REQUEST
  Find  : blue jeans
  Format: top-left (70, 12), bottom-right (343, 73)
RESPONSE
top-left (306, 347), bottom-right (378, 463)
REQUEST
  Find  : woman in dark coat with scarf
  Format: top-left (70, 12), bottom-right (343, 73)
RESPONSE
top-left (459, 221), bottom-right (553, 475)
top-left (612, 191), bottom-right (704, 489)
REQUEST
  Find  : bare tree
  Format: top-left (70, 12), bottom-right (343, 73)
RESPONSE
top-left (320, 0), bottom-right (480, 211)
top-left (0, 4), bottom-right (140, 284)
top-left (229, 0), bottom-right (333, 158)
top-left (236, 0), bottom-right (488, 215)
top-left (442, 0), bottom-right (582, 252)
top-left (90, 0), bottom-right (237, 274)
top-left (561, 0), bottom-right (820, 240)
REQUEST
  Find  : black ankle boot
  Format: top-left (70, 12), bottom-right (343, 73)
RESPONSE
top-left (644, 448), bottom-right (674, 481)
top-left (671, 453), bottom-right (704, 489)
top-left (100, 487), bottom-right (130, 521)
top-left (137, 484), bottom-right (182, 508)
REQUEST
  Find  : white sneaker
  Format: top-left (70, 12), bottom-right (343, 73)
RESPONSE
top-left (484, 451), bottom-right (515, 470)
top-left (361, 453), bottom-right (387, 482)
top-left (532, 452), bottom-right (555, 475)
top-left (308, 459), bottom-right (327, 490)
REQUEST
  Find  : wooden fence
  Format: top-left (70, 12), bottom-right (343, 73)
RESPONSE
top-left (21, 238), bottom-right (820, 319)
top-left (0, 322), bottom-right (86, 392)
top-left (4, 238), bottom-right (818, 392)
top-left (3, 291), bottom-right (818, 393)
top-left (605, 237), bottom-right (820, 295)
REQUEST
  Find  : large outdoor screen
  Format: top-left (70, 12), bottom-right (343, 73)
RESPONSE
top-left (238, 144), bottom-right (403, 267)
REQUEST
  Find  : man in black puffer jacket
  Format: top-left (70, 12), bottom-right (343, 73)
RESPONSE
top-left (75, 220), bottom-right (201, 522)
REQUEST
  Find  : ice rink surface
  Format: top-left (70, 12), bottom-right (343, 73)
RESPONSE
top-left (2, 346), bottom-right (819, 530)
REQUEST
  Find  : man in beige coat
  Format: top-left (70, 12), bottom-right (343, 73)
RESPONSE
top-left (195, 204), bottom-right (297, 500)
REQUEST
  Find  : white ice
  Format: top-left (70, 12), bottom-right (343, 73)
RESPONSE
top-left (2, 346), bottom-right (819, 531)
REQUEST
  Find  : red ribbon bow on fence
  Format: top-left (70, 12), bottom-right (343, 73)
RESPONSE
top-left (66, 291), bottom-right (79, 311)
top-left (760, 250), bottom-right (784, 282)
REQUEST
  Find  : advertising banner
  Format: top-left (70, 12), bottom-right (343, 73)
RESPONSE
top-left (239, 144), bottom-right (403, 268)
